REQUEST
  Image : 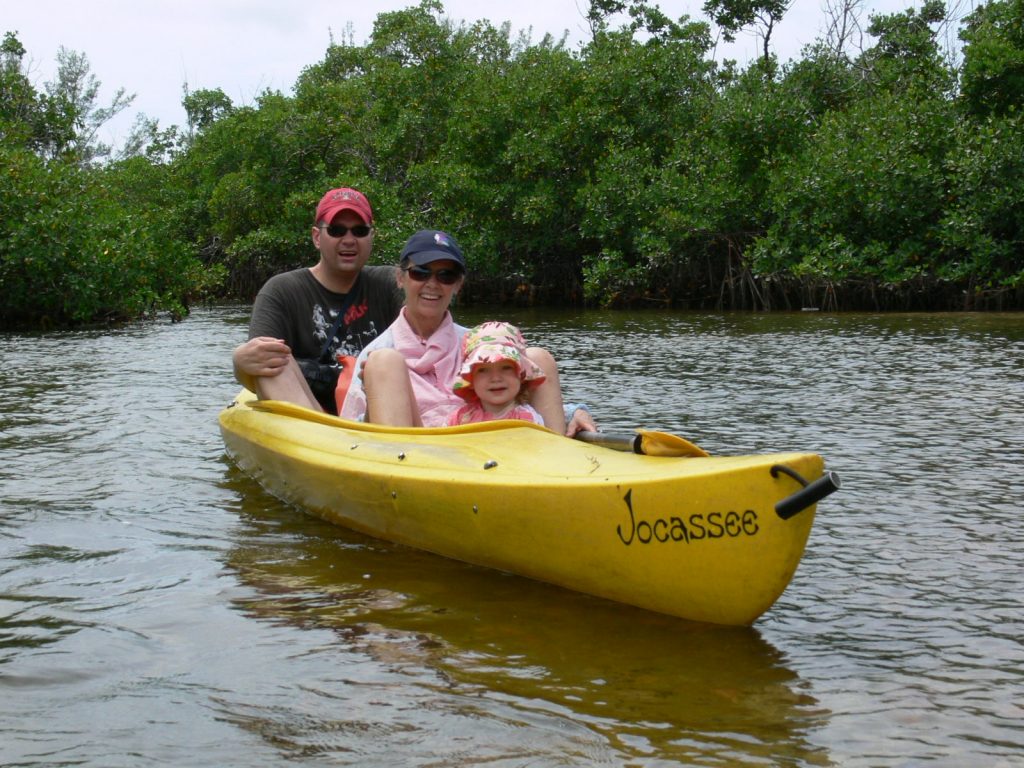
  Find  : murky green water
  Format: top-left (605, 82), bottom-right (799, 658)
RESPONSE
top-left (2, 306), bottom-right (1022, 766)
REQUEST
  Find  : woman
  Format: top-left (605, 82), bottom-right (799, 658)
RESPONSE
top-left (339, 230), bottom-right (589, 435)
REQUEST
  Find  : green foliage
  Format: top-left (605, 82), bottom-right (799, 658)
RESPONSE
top-left (183, 87), bottom-right (234, 134)
top-left (753, 91), bottom-right (955, 282)
top-left (861, 0), bottom-right (955, 98)
top-left (959, 0), bottom-right (1024, 117)
top-left (50, 47), bottom-right (134, 163)
top-left (702, 0), bottom-right (789, 64)
top-left (750, 4), bottom-right (969, 293)
top-left (575, 20), bottom-right (721, 302)
top-left (937, 113), bottom-right (1024, 285)
top-left (0, 147), bottom-right (211, 326)
top-left (424, 35), bottom-right (588, 279)
top-left (1, 32), bottom-right (72, 155)
top-left (779, 44), bottom-right (863, 117)
top-left (5, 0), bottom-right (1024, 321)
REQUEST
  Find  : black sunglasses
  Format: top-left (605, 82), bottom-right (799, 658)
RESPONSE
top-left (402, 265), bottom-right (463, 285)
top-left (321, 223), bottom-right (372, 238)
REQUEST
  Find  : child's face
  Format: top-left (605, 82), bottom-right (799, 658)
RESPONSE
top-left (471, 361), bottom-right (522, 413)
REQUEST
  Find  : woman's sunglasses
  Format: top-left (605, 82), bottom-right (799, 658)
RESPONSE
top-left (402, 265), bottom-right (463, 285)
top-left (322, 223), bottom-right (372, 238)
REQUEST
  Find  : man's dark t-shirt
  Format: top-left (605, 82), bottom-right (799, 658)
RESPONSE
top-left (248, 266), bottom-right (404, 413)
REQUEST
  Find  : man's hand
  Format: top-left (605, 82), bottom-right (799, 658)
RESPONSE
top-left (565, 407), bottom-right (597, 437)
top-left (233, 337), bottom-right (293, 386)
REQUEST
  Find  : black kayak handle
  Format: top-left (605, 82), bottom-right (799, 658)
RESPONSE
top-left (771, 464), bottom-right (842, 520)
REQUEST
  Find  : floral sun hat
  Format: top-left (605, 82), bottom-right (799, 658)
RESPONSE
top-left (452, 321), bottom-right (546, 401)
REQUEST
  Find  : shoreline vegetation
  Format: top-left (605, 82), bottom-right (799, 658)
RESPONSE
top-left (2, 0), bottom-right (1023, 328)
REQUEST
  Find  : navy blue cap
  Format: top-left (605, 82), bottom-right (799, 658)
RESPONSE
top-left (399, 230), bottom-right (466, 269)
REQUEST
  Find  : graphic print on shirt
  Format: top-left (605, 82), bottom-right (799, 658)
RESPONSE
top-left (312, 304), bottom-right (332, 349)
top-left (311, 302), bottom-right (380, 363)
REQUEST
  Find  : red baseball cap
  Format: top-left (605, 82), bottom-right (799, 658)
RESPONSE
top-left (315, 188), bottom-right (373, 225)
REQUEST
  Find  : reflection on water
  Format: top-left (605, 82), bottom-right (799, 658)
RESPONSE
top-left (222, 461), bottom-right (830, 765)
top-left (1, 307), bottom-right (1022, 766)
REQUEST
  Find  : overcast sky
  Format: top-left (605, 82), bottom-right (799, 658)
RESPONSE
top-left (6, 0), bottom-right (919, 149)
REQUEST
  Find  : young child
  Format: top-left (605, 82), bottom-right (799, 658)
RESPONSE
top-left (447, 321), bottom-right (547, 426)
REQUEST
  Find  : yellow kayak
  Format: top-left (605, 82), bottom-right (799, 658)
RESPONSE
top-left (219, 391), bottom-right (839, 626)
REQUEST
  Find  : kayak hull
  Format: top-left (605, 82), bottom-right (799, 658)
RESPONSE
top-left (219, 392), bottom-right (823, 625)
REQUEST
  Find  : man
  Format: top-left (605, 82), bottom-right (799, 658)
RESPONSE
top-left (232, 187), bottom-right (402, 413)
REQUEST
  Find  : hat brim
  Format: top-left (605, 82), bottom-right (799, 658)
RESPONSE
top-left (405, 250), bottom-right (466, 268)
